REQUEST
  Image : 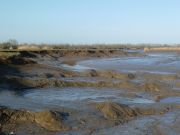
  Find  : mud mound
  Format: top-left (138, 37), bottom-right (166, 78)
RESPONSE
top-left (96, 102), bottom-right (175, 124)
top-left (34, 111), bottom-right (69, 131)
top-left (143, 73), bottom-right (178, 81)
top-left (140, 81), bottom-right (170, 92)
top-left (137, 105), bottom-right (173, 115)
top-left (0, 52), bottom-right (36, 65)
top-left (0, 108), bottom-right (69, 132)
top-left (33, 49), bottom-right (143, 58)
top-left (86, 69), bottom-right (136, 80)
top-left (96, 102), bottom-right (139, 122)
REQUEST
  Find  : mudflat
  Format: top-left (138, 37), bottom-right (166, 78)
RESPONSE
top-left (0, 47), bottom-right (180, 135)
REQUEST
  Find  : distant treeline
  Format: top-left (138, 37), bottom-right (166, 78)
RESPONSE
top-left (0, 39), bottom-right (180, 50)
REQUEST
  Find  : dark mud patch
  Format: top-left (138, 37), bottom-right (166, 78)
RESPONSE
top-left (7, 56), bottom-right (37, 65)
top-left (19, 51), bottom-right (38, 58)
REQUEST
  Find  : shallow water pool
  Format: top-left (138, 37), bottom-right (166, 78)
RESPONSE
top-left (0, 88), bottom-right (155, 111)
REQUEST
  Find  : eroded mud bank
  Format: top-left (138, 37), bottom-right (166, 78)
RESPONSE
top-left (0, 49), bottom-right (179, 135)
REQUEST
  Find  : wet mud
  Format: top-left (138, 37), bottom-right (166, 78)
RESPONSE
top-left (0, 49), bottom-right (179, 135)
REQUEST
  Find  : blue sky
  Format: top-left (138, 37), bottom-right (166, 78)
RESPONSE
top-left (0, 0), bottom-right (180, 44)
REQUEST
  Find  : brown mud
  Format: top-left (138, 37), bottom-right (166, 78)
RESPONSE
top-left (0, 48), bottom-right (179, 135)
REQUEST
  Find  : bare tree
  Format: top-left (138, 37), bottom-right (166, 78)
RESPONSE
top-left (1, 39), bottom-right (18, 49)
top-left (7, 39), bottom-right (18, 46)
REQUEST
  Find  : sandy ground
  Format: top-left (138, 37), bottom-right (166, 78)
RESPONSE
top-left (0, 48), bottom-right (179, 135)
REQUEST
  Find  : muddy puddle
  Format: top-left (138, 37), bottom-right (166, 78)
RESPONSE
top-left (62, 64), bottom-right (94, 72)
top-left (160, 97), bottom-right (180, 104)
top-left (0, 88), bottom-right (155, 111)
top-left (76, 52), bottom-right (180, 74)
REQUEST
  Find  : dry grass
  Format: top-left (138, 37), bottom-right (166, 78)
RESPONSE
top-left (144, 47), bottom-right (180, 52)
top-left (0, 52), bottom-right (20, 58)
